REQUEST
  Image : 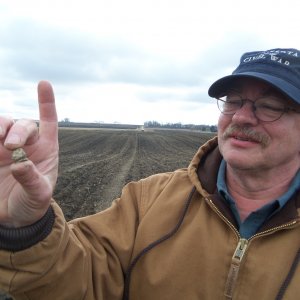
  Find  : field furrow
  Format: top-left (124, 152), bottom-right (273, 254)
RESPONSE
top-left (54, 128), bottom-right (216, 220)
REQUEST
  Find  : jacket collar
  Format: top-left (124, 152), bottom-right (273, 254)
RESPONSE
top-left (188, 136), bottom-right (221, 196)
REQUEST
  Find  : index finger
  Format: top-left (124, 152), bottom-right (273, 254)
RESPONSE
top-left (37, 81), bottom-right (58, 139)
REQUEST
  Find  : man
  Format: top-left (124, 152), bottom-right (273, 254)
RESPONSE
top-left (0, 48), bottom-right (299, 299)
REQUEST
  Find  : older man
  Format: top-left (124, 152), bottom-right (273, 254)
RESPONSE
top-left (0, 48), bottom-right (299, 299)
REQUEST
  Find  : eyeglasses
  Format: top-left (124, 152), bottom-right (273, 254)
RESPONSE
top-left (216, 92), bottom-right (300, 122)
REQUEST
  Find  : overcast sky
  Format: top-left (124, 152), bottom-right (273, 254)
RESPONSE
top-left (0, 0), bottom-right (299, 125)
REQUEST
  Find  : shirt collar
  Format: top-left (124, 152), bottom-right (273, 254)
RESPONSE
top-left (217, 159), bottom-right (300, 209)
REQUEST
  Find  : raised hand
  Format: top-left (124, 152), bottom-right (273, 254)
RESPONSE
top-left (0, 81), bottom-right (59, 228)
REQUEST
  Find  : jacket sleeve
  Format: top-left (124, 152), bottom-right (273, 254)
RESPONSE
top-left (0, 179), bottom-right (144, 300)
top-left (0, 206), bottom-right (55, 251)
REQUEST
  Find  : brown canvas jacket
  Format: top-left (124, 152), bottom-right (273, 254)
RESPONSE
top-left (0, 137), bottom-right (299, 300)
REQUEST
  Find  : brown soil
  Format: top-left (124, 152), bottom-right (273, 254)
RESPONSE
top-left (54, 128), bottom-right (215, 220)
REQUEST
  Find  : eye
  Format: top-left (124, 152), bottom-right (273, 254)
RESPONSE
top-left (217, 92), bottom-right (242, 113)
top-left (257, 103), bottom-right (283, 112)
top-left (225, 93), bottom-right (242, 104)
top-left (226, 99), bottom-right (241, 106)
top-left (256, 98), bottom-right (285, 112)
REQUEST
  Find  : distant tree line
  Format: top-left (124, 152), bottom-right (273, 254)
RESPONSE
top-left (58, 119), bottom-right (217, 132)
top-left (144, 121), bottom-right (217, 132)
top-left (58, 120), bottom-right (139, 130)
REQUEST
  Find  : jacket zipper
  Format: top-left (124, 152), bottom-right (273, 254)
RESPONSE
top-left (205, 198), bottom-right (245, 299)
top-left (205, 197), bottom-right (298, 299)
top-left (224, 238), bottom-right (248, 298)
top-left (249, 221), bottom-right (297, 240)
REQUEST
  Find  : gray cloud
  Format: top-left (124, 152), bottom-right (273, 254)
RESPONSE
top-left (0, 19), bottom-right (135, 83)
top-left (138, 88), bottom-right (211, 104)
top-left (199, 32), bottom-right (269, 77)
top-left (0, 18), bottom-right (270, 107)
top-left (13, 97), bottom-right (36, 108)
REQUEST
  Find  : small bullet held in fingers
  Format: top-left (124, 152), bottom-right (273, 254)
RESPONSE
top-left (12, 148), bottom-right (28, 163)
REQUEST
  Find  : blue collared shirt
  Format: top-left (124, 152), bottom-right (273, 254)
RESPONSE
top-left (217, 159), bottom-right (300, 239)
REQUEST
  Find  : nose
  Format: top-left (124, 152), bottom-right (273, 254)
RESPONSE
top-left (231, 100), bottom-right (259, 125)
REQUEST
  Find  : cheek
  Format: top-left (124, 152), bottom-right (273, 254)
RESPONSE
top-left (217, 114), bottom-right (230, 136)
top-left (264, 122), bottom-right (300, 156)
top-left (217, 114), bottom-right (230, 155)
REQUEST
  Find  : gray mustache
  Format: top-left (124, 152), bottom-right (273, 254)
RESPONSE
top-left (222, 125), bottom-right (270, 148)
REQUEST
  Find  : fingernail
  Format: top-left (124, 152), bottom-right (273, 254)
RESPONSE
top-left (5, 134), bottom-right (21, 146)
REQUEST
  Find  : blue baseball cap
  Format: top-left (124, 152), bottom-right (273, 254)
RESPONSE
top-left (208, 48), bottom-right (300, 104)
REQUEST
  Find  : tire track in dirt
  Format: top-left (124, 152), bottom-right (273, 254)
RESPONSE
top-left (93, 132), bottom-right (138, 212)
top-left (55, 131), bottom-right (140, 219)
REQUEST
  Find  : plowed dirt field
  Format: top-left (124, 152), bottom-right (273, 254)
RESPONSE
top-left (54, 128), bottom-right (216, 220)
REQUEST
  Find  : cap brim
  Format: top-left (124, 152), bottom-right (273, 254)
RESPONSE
top-left (208, 72), bottom-right (300, 104)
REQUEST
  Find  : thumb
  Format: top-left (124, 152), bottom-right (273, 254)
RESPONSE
top-left (11, 160), bottom-right (53, 208)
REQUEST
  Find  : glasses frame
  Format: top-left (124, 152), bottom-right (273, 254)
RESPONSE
top-left (216, 94), bottom-right (300, 122)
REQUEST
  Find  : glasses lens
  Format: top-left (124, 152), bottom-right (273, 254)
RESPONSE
top-left (255, 97), bottom-right (285, 121)
top-left (217, 95), bottom-right (242, 114)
